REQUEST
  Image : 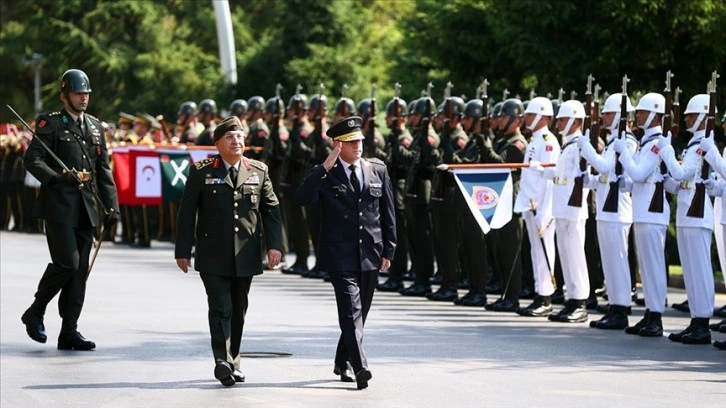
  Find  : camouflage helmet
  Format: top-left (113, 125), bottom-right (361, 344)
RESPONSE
top-left (385, 98), bottom-right (408, 116)
top-left (414, 97), bottom-right (436, 115)
top-left (309, 94), bottom-right (328, 111)
top-left (335, 97), bottom-right (356, 116)
top-left (501, 98), bottom-right (525, 118)
top-left (357, 99), bottom-right (373, 118)
top-left (265, 96), bottom-right (285, 114)
top-left (463, 99), bottom-right (484, 120)
top-left (199, 99), bottom-right (217, 115)
top-left (287, 93), bottom-right (308, 110)
top-left (177, 101), bottom-right (198, 116)
top-left (491, 101), bottom-right (504, 118)
top-left (247, 96), bottom-right (266, 113)
top-left (60, 69), bottom-right (92, 94)
top-left (229, 99), bottom-right (248, 117)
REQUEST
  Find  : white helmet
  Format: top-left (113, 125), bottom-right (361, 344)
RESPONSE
top-left (635, 92), bottom-right (665, 114)
top-left (684, 94), bottom-right (712, 133)
top-left (555, 100), bottom-right (585, 119)
top-left (555, 100), bottom-right (585, 136)
top-left (524, 97), bottom-right (553, 130)
top-left (601, 93), bottom-right (634, 113)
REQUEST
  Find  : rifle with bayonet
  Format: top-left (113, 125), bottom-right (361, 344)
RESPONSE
top-left (648, 71), bottom-right (674, 213)
top-left (340, 84), bottom-right (350, 118)
top-left (432, 82), bottom-right (454, 201)
top-left (405, 82), bottom-right (434, 198)
top-left (602, 76), bottom-right (630, 212)
top-left (365, 84), bottom-right (377, 156)
top-left (687, 71), bottom-right (719, 218)
top-left (480, 79), bottom-right (490, 136)
top-left (567, 74), bottom-right (594, 207)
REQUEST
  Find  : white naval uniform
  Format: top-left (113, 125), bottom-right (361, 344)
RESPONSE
top-left (660, 129), bottom-right (714, 319)
top-left (515, 127), bottom-right (560, 296)
top-left (704, 147), bottom-right (726, 275)
top-left (580, 131), bottom-right (638, 307)
top-left (542, 131), bottom-right (590, 301)
top-left (618, 126), bottom-right (669, 313)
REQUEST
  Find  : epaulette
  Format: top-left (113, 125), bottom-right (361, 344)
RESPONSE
top-left (364, 157), bottom-right (385, 166)
top-left (35, 112), bottom-right (61, 134)
top-left (248, 158), bottom-right (268, 171)
top-left (194, 157), bottom-right (215, 170)
top-left (85, 113), bottom-right (100, 123)
top-left (543, 132), bottom-right (556, 143)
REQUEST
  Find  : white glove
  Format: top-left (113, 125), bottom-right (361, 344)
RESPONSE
top-left (663, 176), bottom-right (680, 194)
top-left (618, 176), bottom-right (633, 193)
top-left (613, 138), bottom-right (626, 154)
top-left (528, 160), bottom-right (545, 173)
top-left (577, 130), bottom-right (590, 150)
top-left (436, 163), bottom-right (449, 171)
top-left (704, 178), bottom-right (724, 197)
top-left (700, 133), bottom-right (715, 154)
top-left (656, 131), bottom-right (672, 151)
top-left (533, 214), bottom-right (552, 236)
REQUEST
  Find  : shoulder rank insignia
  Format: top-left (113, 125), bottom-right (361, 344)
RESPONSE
top-left (194, 157), bottom-right (215, 170)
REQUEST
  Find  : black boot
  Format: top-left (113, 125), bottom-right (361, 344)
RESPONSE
top-left (591, 305), bottom-right (628, 330)
top-left (516, 295), bottom-right (553, 317)
top-left (668, 319), bottom-right (695, 343)
top-left (638, 312), bottom-right (663, 337)
top-left (681, 318), bottom-right (712, 345)
top-left (21, 306), bottom-right (47, 344)
top-left (625, 310), bottom-right (651, 335)
top-left (553, 299), bottom-right (588, 323)
top-left (709, 318), bottom-right (726, 331)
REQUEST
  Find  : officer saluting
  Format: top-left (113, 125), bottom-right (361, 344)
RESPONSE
top-left (296, 116), bottom-right (396, 390)
top-left (21, 69), bottom-right (120, 350)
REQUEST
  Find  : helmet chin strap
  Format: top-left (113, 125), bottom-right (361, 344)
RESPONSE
top-left (608, 112), bottom-right (621, 134)
top-left (686, 113), bottom-right (706, 133)
top-left (526, 113), bottom-right (542, 131)
top-left (639, 111), bottom-right (656, 130)
top-left (559, 117), bottom-right (575, 137)
top-left (502, 116), bottom-right (516, 134)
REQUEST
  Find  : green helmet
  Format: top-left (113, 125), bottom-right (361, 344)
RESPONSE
top-left (407, 99), bottom-right (418, 116)
top-left (247, 96), bottom-right (265, 113)
top-left (357, 99), bottom-right (372, 118)
top-left (463, 99), bottom-right (484, 120)
top-left (414, 97), bottom-right (436, 115)
top-left (385, 98), bottom-right (408, 116)
top-left (335, 97), bottom-right (356, 116)
top-left (309, 94), bottom-right (328, 111)
top-left (229, 99), bottom-right (247, 116)
top-left (177, 101), bottom-right (198, 116)
top-left (60, 69), bottom-right (92, 94)
top-left (501, 98), bottom-right (524, 118)
top-left (287, 94), bottom-right (308, 110)
top-left (199, 99), bottom-right (217, 115)
top-left (448, 97), bottom-right (466, 116)
top-left (492, 101), bottom-right (504, 118)
top-left (265, 96), bottom-right (285, 114)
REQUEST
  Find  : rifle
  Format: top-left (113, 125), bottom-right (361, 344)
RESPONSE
top-left (432, 82), bottom-right (454, 201)
top-left (271, 83), bottom-right (283, 132)
top-left (365, 84), bottom-right (377, 154)
top-left (340, 83), bottom-right (350, 118)
top-left (315, 82), bottom-right (325, 133)
top-left (648, 71), bottom-right (674, 213)
top-left (392, 82), bottom-right (401, 128)
top-left (687, 71), bottom-right (719, 218)
top-left (480, 79), bottom-right (490, 136)
top-left (567, 74), bottom-right (594, 207)
top-left (602, 75), bottom-right (630, 212)
top-left (292, 84), bottom-right (303, 128)
top-left (405, 82), bottom-right (434, 198)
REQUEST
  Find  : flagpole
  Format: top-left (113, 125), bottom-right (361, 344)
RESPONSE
top-left (441, 163), bottom-right (556, 170)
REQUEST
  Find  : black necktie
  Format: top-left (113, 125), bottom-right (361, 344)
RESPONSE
top-left (349, 164), bottom-right (360, 195)
top-left (76, 117), bottom-right (83, 134)
top-left (229, 166), bottom-right (238, 186)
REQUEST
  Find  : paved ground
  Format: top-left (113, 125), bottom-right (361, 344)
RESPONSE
top-left (1, 231), bottom-right (724, 408)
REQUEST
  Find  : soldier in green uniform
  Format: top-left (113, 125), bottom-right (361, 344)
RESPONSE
top-left (195, 99), bottom-right (218, 146)
top-left (480, 98), bottom-right (527, 312)
top-left (244, 96), bottom-right (270, 163)
top-left (263, 94), bottom-right (290, 262)
top-left (428, 94), bottom-right (468, 302)
top-left (176, 101), bottom-right (203, 144)
top-left (377, 95), bottom-right (412, 292)
top-left (175, 116), bottom-right (283, 386)
top-left (399, 94), bottom-right (440, 296)
top-left (358, 98), bottom-right (388, 162)
top-left (229, 99), bottom-right (250, 135)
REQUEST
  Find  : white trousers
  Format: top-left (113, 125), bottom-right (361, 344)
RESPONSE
top-left (714, 198), bottom-right (726, 274)
top-left (597, 220), bottom-right (632, 307)
top-left (633, 223), bottom-right (667, 313)
top-left (523, 211), bottom-right (556, 296)
top-left (555, 218), bottom-right (589, 300)
top-left (677, 226), bottom-right (714, 318)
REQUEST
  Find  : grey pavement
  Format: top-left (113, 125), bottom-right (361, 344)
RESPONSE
top-left (1, 231), bottom-right (725, 408)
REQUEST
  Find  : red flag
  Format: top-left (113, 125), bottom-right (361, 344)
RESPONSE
top-left (113, 147), bottom-right (162, 205)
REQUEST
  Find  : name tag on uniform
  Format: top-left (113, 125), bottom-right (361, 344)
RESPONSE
top-left (369, 182), bottom-right (382, 188)
top-left (243, 173), bottom-right (260, 185)
top-left (205, 178), bottom-right (226, 184)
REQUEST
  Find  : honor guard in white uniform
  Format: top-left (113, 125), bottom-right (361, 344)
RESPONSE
top-left (614, 93), bottom-right (670, 337)
top-left (536, 100), bottom-right (590, 323)
top-left (659, 94), bottom-right (715, 344)
top-left (578, 93), bottom-right (637, 329)
top-left (515, 97), bottom-right (561, 317)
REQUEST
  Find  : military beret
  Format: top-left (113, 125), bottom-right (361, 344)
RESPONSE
top-left (214, 116), bottom-right (245, 143)
top-left (326, 116), bottom-right (364, 142)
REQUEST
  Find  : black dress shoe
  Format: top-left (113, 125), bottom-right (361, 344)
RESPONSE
top-left (549, 300), bottom-right (588, 323)
top-left (57, 331), bottom-right (96, 350)
top-left (672, 300), bottom-right (689, 313)
top-left (668, 323), bottom-right (694, 343)
top-left (714, 340), bottom-right (726, 350)
top-left (282, 263), bottom-right (309, 275)
top-left (625, 310), bottom-right (651, 335)
top-left (460, 292), bottom-right (487, 307)
top-left (681, 318), bottom-right (712, 345)
top-left (429, 273), bottom-right (443, 285)
top-left (427, 287), bottom-right (458, 302)
top-left (232, 369), bottom-right (246, 382)
top-left (591, 305), bottom-right (628, 330)
top-left (333, 364), bottom-right (355, 383)
top-left (399, 283), bottom-right (431, 297)
top-left (492, 298), bottom-right (519, 312)
top-left (708, 318), bottom-right (726, 331)
top-left (377, 278), bottom-right (403, 292)
top-left (484, 298), bottom-right (503, 311)
top-left (214, 362), bottom-right (235, 386)
top-left (356, 368), bottom-right (372, 390)
top-left (454, 292), bottom-right (472, 305)
top-left (21, 309), bottom-right (47, 344)
top-left (402, 270), bottom-right (416, 281)
top-left (714, 305), bottom-right (726, 318)
top-left (303, 268), bottom-right (327, 279)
